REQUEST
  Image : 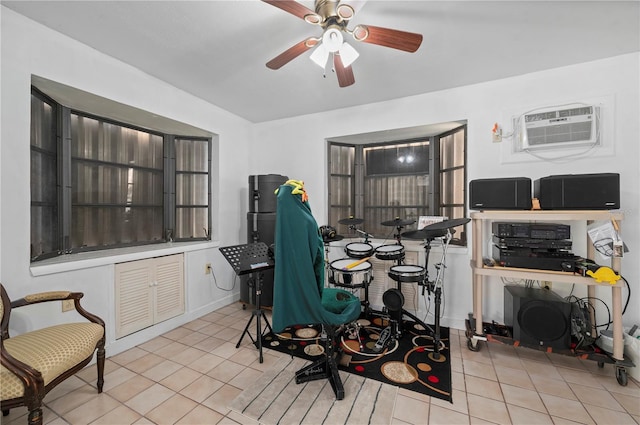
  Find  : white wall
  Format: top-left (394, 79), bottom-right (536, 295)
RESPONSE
top-left (251, 53), bottom-right (640, 331)
top-left (2, 6), bottom-right (638, 354)
top-left (0, 8), bottom-right (252, 354)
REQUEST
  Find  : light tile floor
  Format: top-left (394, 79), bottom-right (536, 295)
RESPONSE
top-left (3, 302), bottom-right (639, 424)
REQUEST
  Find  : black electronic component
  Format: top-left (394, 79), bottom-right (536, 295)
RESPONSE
top-left (492, 222), bottom-right (570, 240)
top-left (492, 235), bottom-right (573, 250)
top-left (492, 245), bottom-right (577, 271)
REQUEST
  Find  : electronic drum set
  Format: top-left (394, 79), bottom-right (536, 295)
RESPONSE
top-left (320, 215), bottom-right (470, 359)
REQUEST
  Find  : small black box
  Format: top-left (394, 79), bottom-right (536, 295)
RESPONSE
top-left (469, 177), bottom-right (532, 210)
top-left (534, 173), bottom-right (620, 210)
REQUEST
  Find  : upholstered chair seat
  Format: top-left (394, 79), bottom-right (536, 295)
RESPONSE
top-left (1, 322), bottom-right (104, 400)
top-left (1, 284), bottom-right (105, 425)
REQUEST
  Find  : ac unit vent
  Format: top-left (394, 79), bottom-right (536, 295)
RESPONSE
top-left (518, 105), bottom-right (599, 151)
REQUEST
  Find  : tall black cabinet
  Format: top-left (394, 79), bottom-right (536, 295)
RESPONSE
top-left (241, 174), bottom-right (288, 307)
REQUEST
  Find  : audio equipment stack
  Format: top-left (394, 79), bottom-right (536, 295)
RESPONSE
top-left (242, 174), bottom-right (288, 307)
top-left (491, 222), bottom-right (577, 271)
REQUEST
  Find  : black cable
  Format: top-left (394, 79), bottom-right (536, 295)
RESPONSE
top-left (580, 296), bottom-right (611, 330)
top-left (621, 275), bottom-right (630, 315)
top-left (564, 294), bottom-right (598, 350)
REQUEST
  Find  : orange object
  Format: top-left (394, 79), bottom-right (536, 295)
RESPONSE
top-left (342, 256), bottom-right (371, 270)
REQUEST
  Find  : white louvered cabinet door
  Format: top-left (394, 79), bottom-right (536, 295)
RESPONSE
top-left (153, 254), bottom-right (185, 323)
top-left (115, 260), bottom-right (154, 338)
top-left (115, 254), bottom-right (185, 339)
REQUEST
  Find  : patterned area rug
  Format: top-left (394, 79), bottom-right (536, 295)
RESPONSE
top-left (229, 356), bottom-right (397, 425)
top-left (262, 317), bottom-right (452, 403)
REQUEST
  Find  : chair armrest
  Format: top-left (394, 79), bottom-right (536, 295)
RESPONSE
top-left (10, 291), bottom-right (105, 328)
top-left (11, 291), bottom-right (73, 307)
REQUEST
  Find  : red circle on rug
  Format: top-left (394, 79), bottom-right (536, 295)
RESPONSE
top-left (355, 365), bottom-right (365, 373)
top-left (300, 341), bottom-right (307, 346)
top-left (428, 375), bottom-right (439, 383)
top-left (417, 347), bottom-right (425, 353)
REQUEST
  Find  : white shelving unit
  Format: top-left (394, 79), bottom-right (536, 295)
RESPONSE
top-left (466, 210), bottom-right (633, 385)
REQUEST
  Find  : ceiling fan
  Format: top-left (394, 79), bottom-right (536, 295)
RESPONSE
top-left (262, 0), bottom-right (423, 87)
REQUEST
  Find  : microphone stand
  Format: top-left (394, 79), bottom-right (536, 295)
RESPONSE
top-left (349, 225), bottom-right (372, 244)
top-left (428, 230), bottom-right (452, 361)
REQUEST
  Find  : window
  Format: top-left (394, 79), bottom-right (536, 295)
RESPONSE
top-left (30, 88), bottom-right (212, 262)
top-left (328, 125), bottom-right (467, 245)
top-left (174, 137), bottom-right (211, 239)
top-left (70, 113), bottom-right (165, 248)
top-left (31, 92), bottom-right (58, 259)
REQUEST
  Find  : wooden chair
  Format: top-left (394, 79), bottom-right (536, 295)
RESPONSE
top-left (0, 283), bottom-right (105, 425)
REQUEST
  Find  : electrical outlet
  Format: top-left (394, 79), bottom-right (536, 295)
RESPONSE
top-left (62, 299), bottom-right (74, 312)
top-left (542, 281), bottom-right (552, 290)
top-left (205, 263), bottom-right (212, 275)
top-left (492, 128), bottom-right (502, 143)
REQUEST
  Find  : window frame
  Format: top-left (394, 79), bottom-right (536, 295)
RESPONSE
top-left (30, 86), bottom-right (212, 262)
top-left (327, 124), bottom-right (467, 245)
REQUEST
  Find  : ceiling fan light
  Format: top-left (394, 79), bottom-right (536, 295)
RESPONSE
top-left (339, 42), bottom-right (359, 67)
top-left (323, 27), bottom-right (343, 52)
top-left (310, 44), bottom-right (329, 68)
top-left (352, 24), bottom-right (369, 41)
top-left (336, 3), bottom-right (354, 20)
top-left (303, 13), bottom-right (322, 25)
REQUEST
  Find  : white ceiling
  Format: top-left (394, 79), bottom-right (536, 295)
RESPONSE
top-left (3, 1), bottom-right (639, 123)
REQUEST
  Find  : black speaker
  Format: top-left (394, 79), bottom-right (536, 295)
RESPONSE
top-left (248, 174), bottom-right (288, 213)
top-left (534, 173), bottom-right (620, 210)
top-left (247, 212), bottom-right (276, 245)
top-left (504, 285), bottom-right (571, 350)
top-left (469, 177), bottom-right (532, 210)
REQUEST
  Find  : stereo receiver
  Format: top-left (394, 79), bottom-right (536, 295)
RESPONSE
top-left (492, 222), bottom-right (570, 240)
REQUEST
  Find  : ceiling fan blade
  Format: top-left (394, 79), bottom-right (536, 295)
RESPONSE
top-left (267, 38), bottom-right (318, 70)
top-left (353, 25), bottom-right (423, 53)
top-left (334, 54), bottom-right (355, 88)
top-left (261, 0), bottom-right (321, 23)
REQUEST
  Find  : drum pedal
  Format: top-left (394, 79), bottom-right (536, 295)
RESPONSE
top-left (373, 326), bottom-right (392, 353)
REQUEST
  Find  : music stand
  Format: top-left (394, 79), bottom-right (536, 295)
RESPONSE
top-left (219, 242), bottom-right (274, 363)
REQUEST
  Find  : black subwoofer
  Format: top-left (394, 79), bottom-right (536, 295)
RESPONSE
top-left (504, 285), bottom-right (571, 350)
top-left (469, 177), bottom-right (532, 210)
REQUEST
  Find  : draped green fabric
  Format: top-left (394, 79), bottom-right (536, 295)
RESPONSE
top-left (272, 182), bottom-right (361, 332)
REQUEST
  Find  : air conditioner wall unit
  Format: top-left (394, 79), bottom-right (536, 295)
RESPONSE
top-left (518, 105), bottom-right (600, 151)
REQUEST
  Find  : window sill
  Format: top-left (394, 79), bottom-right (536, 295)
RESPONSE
top-left (30, 241), bottom-right (220, 277)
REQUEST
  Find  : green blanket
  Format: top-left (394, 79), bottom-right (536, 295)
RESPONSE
top-left (272, 182), bottom-right (361, 332)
